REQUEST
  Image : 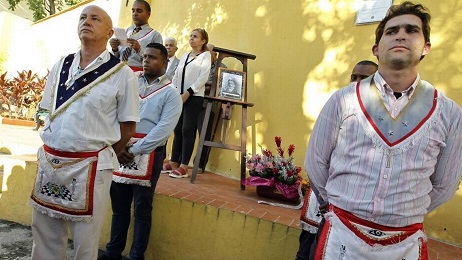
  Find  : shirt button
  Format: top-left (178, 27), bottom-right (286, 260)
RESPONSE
top-left (383, 175), bottom-right (388, 179)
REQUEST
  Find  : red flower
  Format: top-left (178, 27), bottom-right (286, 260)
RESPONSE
top-left (288, 144), bottom-right (295, 156)
top-left (287, 170), bottom-right (293, 176)
top-left (275, 136), bottom-right (282, 147)
top-left (277, 147), bottom-right (284, 157)
top-left (262, 149), bottom-right (272, 157)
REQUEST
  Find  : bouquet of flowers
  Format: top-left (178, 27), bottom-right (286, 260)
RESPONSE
top-left (272, 137), bottom-right (302, 185)
top-left (243, 136), bottom-right (302, 201)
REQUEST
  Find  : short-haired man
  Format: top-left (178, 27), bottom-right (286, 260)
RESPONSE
top-left (350, 60), bottom-right (378, 83)
top-left (30, 5), bottom-right (139, 259)
top-left (99, 43), bottom-right (182, 260)
top-left (296, 60), bottom-right (377, 260)
top-left (110, 0), bottom-right (163, 71)
top-left (306, 2), bottom-right (462, 259)
top-left (164, 36), bottom-right (179, 80)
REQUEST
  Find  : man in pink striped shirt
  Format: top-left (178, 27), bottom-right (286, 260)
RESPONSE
top-left (305, 2), bottom-right (462, 259)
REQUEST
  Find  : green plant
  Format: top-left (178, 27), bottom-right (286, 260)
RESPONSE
top-left (0, 70), bottom-right (48, 120)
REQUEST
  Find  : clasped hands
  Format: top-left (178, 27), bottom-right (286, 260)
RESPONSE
top-left (117, 146), bottom-right (135, 165)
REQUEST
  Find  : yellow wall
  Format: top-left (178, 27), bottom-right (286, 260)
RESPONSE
top-left (139, 0), bottom-right (462, 182)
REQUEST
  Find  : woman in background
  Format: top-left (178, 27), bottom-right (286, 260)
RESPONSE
top-left (164, 28), bottom-right (211, 178)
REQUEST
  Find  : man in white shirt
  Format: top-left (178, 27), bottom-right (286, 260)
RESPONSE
top-left (30, 5), bottom-right (139, 260)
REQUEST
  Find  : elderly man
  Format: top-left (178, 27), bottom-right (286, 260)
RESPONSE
top-left (30, 5), bottom-right (139, 259)
top-left (306, 2), bottom-right (462, 259)
top-left (164, 36), bottom-right (179, 80)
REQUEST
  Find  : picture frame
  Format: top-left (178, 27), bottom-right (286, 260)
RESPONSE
top-left (215, 68), bottom-right (246, 102)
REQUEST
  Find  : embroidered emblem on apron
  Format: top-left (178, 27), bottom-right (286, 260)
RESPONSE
top-left (30, 145), bottom-right (99, 222)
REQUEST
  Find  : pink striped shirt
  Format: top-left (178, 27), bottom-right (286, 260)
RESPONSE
top-left (305, 72), bottom-right (462, 227)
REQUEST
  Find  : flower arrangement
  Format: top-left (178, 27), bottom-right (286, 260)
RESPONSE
top-left (243, 136), bottom-right (303, 201)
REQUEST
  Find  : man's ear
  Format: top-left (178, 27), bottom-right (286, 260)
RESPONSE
top-left (372, 44), bottom-right (379, 57)
top-left (107, 29), bottom-right (114, 40)
top-left (422, 42), bottom-right (431, 56)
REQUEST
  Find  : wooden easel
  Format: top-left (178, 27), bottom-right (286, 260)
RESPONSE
top-left (191, 47), bottom-right (256, 190)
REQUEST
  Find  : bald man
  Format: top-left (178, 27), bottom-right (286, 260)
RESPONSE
top-left (30, 5), bottom-right (139, 259)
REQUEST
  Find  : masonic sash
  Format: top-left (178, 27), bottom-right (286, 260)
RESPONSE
top-left (48, 53), bottom-right (124, 121)
top-left (112, 133), bottom-right (154, 187)
top-left (30, 145), bottom-right (103, 222)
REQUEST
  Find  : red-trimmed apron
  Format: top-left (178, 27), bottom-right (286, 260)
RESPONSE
top-left (112, 133), bottom-right (154, 187)
top-left (300, 187), bottom-right (322, 233)
top-left (314, 205), bottom-right (428, 260)
top-left (30, 145), bottom-right (101, 222)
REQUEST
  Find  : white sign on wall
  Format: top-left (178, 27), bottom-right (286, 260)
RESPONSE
top-left (356, 0), bottom-right (393, 25)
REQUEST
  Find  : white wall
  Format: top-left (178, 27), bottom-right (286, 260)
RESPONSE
top-left (2, 0), bottom-right (120, 77)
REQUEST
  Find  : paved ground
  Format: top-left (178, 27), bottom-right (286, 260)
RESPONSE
top-left (0, 219), bottom-right (34, 259)
top-left (0, 219), bottom-right (90, 259)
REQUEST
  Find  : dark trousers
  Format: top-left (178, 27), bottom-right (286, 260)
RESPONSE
top-left (171, 96), bottom-right (204, 165)
top-left (104, 148), bottom-right (164, 260)
top-left (295, 230), bottom-right (317, 260)
top-left (308, 218), bottom-right (326, 260)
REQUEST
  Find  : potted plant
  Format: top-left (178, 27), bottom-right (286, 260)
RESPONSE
top-left (242, 136), bottom-right (302, 202)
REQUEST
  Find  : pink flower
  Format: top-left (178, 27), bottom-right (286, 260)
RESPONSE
top-left (255, 163), bottom-right (264, 173)
top-left (265, 161), bottom-right (273, 168)
top-left (275, 136), bottom-right (282, 147)
top-left (288, 144), bottom-right (295, 156)
top-left (247, 162), bottom-right (255, 170)
top-left (255, 154), bottom-right (261, 162)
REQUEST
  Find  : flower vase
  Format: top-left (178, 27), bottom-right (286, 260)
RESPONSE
top-left (256, 185), bottom-right (299, 203)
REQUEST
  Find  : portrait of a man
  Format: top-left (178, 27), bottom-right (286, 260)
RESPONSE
top-left (217, 69), bottom-right (245, 101)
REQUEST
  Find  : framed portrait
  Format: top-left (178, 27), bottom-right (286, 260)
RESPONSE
top-left (216, 68), bottom-right (246, 101)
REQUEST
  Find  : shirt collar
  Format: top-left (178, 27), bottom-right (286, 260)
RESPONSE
top-left (373, 71), bottom-right (420, 96)
top-left (141, 74), bottom-right (167, 89)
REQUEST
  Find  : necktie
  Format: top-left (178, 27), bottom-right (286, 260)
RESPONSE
top-left (121, 27), bottom-right (141, 61)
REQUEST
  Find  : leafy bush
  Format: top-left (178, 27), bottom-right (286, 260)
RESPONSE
top-left (0, 70), bottom-right (48, 120)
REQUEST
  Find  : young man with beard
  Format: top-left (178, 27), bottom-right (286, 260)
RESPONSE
top-left (99, 43), bottom-right (181, 260)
